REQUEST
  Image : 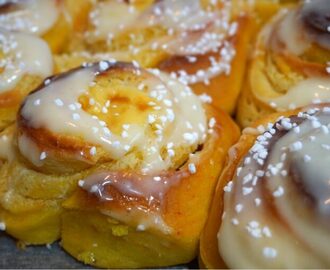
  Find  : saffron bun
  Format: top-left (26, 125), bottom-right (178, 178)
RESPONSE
top-left (0, 29), bottom-right (54, 131)
top-left (60, 0), bottom-right (255, 114)
top-left (200, 104), bottom-right (330, 268)
top-left (0, 60), bottom-right (239, 257)
top-left (237, 0), bottom-right (330, 127)
top-left (54, 62), bottom-right (239, 268)
top-left (0, 0), bottom-right (91, 53)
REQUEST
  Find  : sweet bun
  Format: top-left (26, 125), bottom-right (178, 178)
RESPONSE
top-left (0, 60), bottom-right (239, 262)
top-left (201, 104), bottom-right (330, 268)
top-left (53, 61), bottom-right (238, 268)
top-left (237, 0), bottom-right (330, 127)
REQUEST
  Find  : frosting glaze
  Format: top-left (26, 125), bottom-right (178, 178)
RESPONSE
top-left (0, 0), bottom-right (59, 35)
top-left (77, 129), bottom-right (206, 233)
top-left (273, 8), bottom-right (311, 56)
top-left (81, 171), bottom-right (189, 203)
top-left (80, 169), bottom-right (191, 234)
top-left (269, 77), bottom-right (330, 110)
top-left (89, 0), bottom-right (140, 40)
top-left (19, 61), bottom-right (207, 172)
top-left (0, 30), bottom-right (53, 92)
top-left (219, 107), bottom-right (330, 268)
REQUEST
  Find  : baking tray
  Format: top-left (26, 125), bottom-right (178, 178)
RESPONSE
top-left (0, 232), bottom-right (198, 269)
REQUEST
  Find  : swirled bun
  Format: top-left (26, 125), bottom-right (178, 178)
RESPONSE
top-left (0, 60), bottom-right (239, 259)
top-left (237, 0), bottom-right (330, 127)
top-left (201, 103), bottom-right (330, 268)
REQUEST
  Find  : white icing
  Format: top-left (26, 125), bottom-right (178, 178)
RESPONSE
top-left (0, 0), bottom-right (59, 35)
top-left (288, 116), bottom-right (330, 215)
top-left (89, 0), bottom-right (139, 40)
top-left (17, 134), bottom-right (44, 167)
top-left (79, 149), bottom-right (201, 233)
top-left (21, 68), bottom-right (130, 157)
top-left (0, 30), bottom-right (53, 92)
top-left (263, 113), bottom-right (330, 215)
top-left (275, 9), bottom-right (311, 55)
top-left (81, 168), bottom-right (191, 204)
top-left (144, 0), bottom-right (219, 31)
top-left (269, 77), bottom-right (330, 110)
top-left (20, 63), bottom-right (207, 173)
top-left (80, 170), bottom-right (186, 233)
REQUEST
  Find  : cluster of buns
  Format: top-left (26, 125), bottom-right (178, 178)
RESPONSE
top-left (0, 0), bottom-right (329, 269)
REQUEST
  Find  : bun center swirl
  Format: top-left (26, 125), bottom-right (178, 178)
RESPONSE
top-left (18, 61), bottom-right (207, 173)
top-left (219, 107), bottom-right (330, 268)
